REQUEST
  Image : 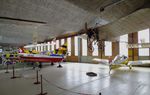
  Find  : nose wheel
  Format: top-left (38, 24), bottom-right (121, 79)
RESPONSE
top-left (129, 65), bottom-right (132, 69)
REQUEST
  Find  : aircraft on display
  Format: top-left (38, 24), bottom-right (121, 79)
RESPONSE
top-left (92, 55), bottom-right (150, 73)
top-left (1, 43), bottom-right (67, 68)
top-left (18, 43), bottom-right (67, 67)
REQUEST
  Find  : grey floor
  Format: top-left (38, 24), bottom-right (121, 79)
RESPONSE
top-left (0, 62), bottom-right (150, 95)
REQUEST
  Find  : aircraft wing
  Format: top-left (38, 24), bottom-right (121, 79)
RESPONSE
top-left (92, 58), bottom-right (109, 65)
top-left (128, 60), bottom-right (150, 66)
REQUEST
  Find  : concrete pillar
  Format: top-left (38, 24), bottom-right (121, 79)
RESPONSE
top-left (128, 32), bottom-right (138, 61)
top-left (112, 42), bottom-right (119, 57)
top-left (50, 42), bottom-right (52, 51)
top-left (64, 38), bottom-right (67, 43)
top-left (87, 40), bottom-right (92, 56)
top-left (98, 41), bottom-right (105, 58)
top-left (59, 39), bottom-right (61, 47)
top-left (54, 43), bottom-right (56, 50)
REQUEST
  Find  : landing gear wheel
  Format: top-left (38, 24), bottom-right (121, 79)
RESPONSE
top-left (129, 65), bottom-right (132, 70)
top-left (51, 62), bottom-right (54, 66)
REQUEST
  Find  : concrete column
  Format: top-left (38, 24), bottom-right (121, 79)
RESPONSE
top-left (37, 44), bottom-right (40, 51)
top-left (49, 42), bottom-right (51, 51)
top-left (54, 43), bottom-right (56, 50)
top-left (64, 38), bottom-right (67, 44)
top-left (87, 40), bottom-right (92, 56)
top-left (59, 39), bottom-right (61, 47)
top-left (112, 42), bottom-right (119, 57)
top-left (98, 41), bottom-right (105, 59)
top-left (128, 32), bottom-right (138, 61)
top-left (98, 48), bottom-right (105, 59)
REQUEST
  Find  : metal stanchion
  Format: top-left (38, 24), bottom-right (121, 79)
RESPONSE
top-left (37, 75), bottom-right (47, 95)
top-left (34, 69), bottom-right (40, 84)
top-left (11, 62), bottom-right (17, 79)
top-left (57, 62), bottom-right (63, 68)
top-left (5, 64), bottom-right (9, 73)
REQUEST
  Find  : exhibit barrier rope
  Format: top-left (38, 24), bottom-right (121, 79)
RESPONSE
top-left (41, 74), bottom-right (111, 95)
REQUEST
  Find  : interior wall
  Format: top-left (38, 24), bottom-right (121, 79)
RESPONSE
top-left (66, 31), bottom-right (149, 63)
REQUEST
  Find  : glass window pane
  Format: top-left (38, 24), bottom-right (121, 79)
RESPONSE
top-left (56, 40), bottom-right (59, 49)
top-left (61, 39), bottom-right (64, 45)
top-left (139, 48), bottom-right (149, 56)
top-left (51, 41), bottom-right (54, 51)
top-left (92, 41), bottom-right (98, 56)
top-left (105, 41), bottom-right (112, 56)
top-left (119, 34), bottom-right (128, 56)
top-left (47, 42), bottom-right (50, 51)
top-left (138, 29), bottom-right (149, 43)
top-left (138, 28), bottom-right (149, 56)
top-left (75, 36), bottom-right (78, 56)
top-left (67, 37), bottom-right (71, 56)
top-left (82, 38), bottom-right (87, 56)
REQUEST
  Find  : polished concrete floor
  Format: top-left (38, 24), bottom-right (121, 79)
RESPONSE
top-left (0, 62), bottom-right (150, 95)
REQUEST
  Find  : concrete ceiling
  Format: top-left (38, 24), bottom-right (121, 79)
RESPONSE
top-left (0, 0), bottom-right (149, 46)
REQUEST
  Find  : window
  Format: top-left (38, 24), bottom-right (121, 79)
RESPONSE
top-left (75, 36), bottom-right (78, 56)
top-left (56, 40), bottom-right (59, 49)
top-left (119, 34), bottom-right (128, 56)
top-left (105, 41), bottom-right (112, 56)
top-left (139, 48), bottom-right (149, 56)
top-left (82, 38), bottom-right (87, 56)
top-left (39, 45), bottom-right (41, 51)
top-left (51, 41), bottom-right (54, 51)
top-left (41, 44), bottom-right (43, 51)
top-left (138, 29), bottom-right (150, 56)
top-left (47, 42), bottom-right (50, 51)
top-left (61, 39), bottom-right (64, 45)
top-left (35, 46), bottom-right (38, 51)
top-left (67, 37), bottom-right (71, 56)
top-left (92, 41), bottom-right (98, 56)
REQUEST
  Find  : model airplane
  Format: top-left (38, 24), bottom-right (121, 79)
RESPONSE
top-left (92, 55), bottom-right (150, 73)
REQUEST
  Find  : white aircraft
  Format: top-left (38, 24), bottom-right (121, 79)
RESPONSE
top-left (92, 55), bottom-right (150, 73)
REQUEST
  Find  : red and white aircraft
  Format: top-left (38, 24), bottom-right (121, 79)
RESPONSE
top-left (17, 48), bottom-right (65, 68)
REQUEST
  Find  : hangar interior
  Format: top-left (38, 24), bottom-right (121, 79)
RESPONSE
top-left (0, 0), bottom-right (150, 95)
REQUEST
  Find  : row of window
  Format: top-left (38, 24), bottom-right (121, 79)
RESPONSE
top-left (26, 28), bottom-right (150, 56)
